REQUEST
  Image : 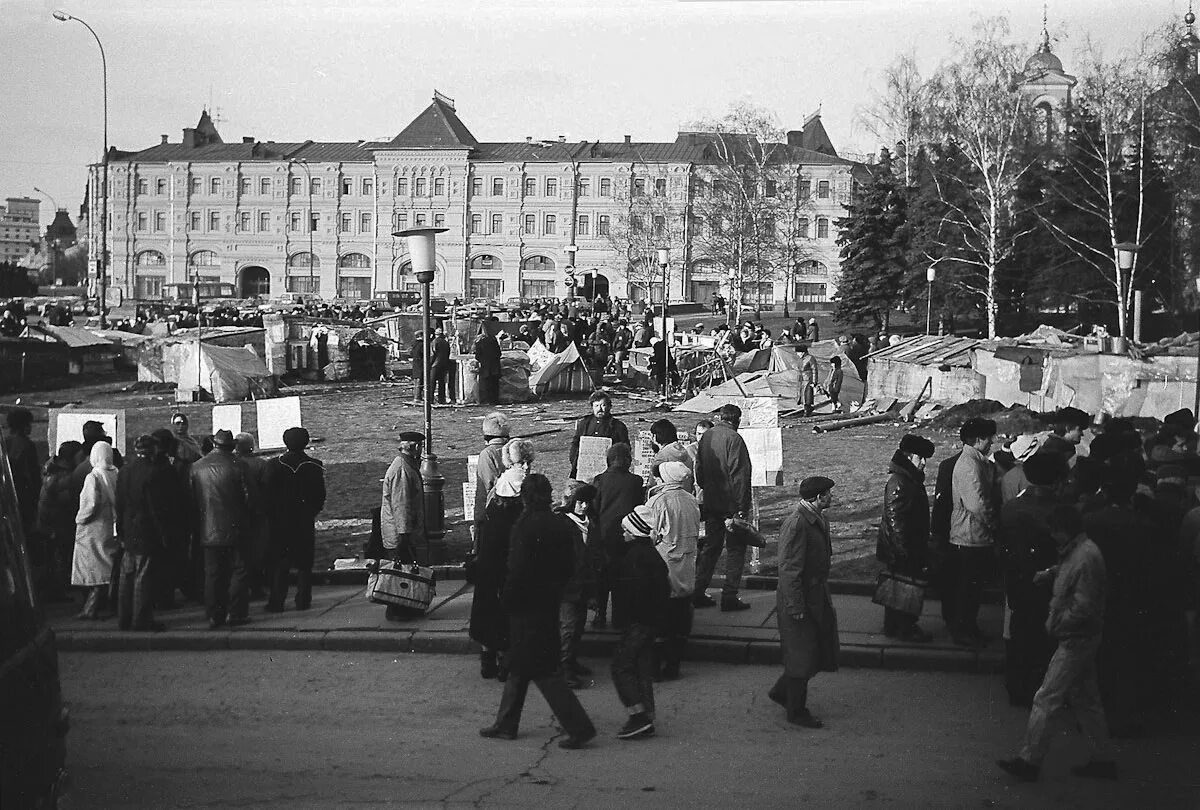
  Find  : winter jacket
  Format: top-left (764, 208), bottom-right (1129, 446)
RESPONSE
top-left (189, 449), bottom-right (249, 548)
top-left (1046, 536), bottom-right (1107, 639)
top-left (7, 433), bottom-right (40, 530)
top-left (875, 451), bottom-right (930, 573)
top-left (472, 440), bottom-right (507, 526)
top-left (647, 483), bottom-right (700, 597)
top-left (557, 510), bottom-right (596, 603)
top-left (265, 449), bottom-right (326, 568)
top-left (502, 509), bottom-right (575, 679)
top-left (38, 457), bottom-right (79, 538)
top-left (611, 538), bottom-right (670, 629)
top-left (694, 421), bottom-right (752, 519)
top-left (115, 456), bottom-right (180, 555)
top-left (997, 485), bottom-right (1059, 614)
top-left (929, 452), bottom-right (961, 544)
top-left (776, 501), bottom-right (839, 678)
top-left (380, 452), bottom-right (425, 550)
top-left (568, 414), bottom-right (630, 478)
top-left (949, 444), bottom-right (999, 548)
top-left (474, 333), bottom-right (502, 377)
top-left (650, 441), bottom-right (693, 478)
top-left (592, 467), bottom-right (645, 560)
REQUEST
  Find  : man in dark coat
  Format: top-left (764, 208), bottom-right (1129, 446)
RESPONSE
top-left (693, 403), bottom-right (754, 611)
top-left (234, 433), bottom-right (272, 601)
top-left (876, 433), bottom-right (936, 642)
top-left (115, 434), bottom-right (178, 632)
top-left (474, 326), bottom-right (502, 405)
top-left (590, 442), bottom-right (645, 629)
top-left (410, 332), bottom-right (426, 401)
top-left (5, 408), bottom-right (41, 538)
top-left (430, 327), bottom-right (452, 404)
top-left (997, 452), bottom-right (1067, 707)
top-left (479, 474), bottom-right (597, 749)
top-left (568, 391), bottom-right (630, 479)
top-left (771, 476), bottom-right (839, 728)
top-left (190, 429), bottom-right (250, 629)
top-left (264, 427), bottom-right (326, 612)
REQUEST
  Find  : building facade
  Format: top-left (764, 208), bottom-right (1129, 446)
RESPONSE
top-left (91, 95), bottom-right (867, 307)
top-left (0, 197), bottom-right (41, 266)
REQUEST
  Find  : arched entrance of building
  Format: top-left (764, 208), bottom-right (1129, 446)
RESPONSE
top-left (580, 271), bottom-right (609, 301)
top-left (239, 265), bottom-right (271, 298)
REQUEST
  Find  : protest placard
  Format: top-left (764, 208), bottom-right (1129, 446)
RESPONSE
top-left (463, 454), bottom-right (479, 518)
top-left (49, 410), bottom-right (126, 457)
top-left (211, 404), bottom-right (243, 436)
top-left (256, 396), bottom-right (302, 450)
top-left (576, 435), bottom-right (612, 482)
top-left (633, 429), bottom-right (655, 486)
top-left (740, 427), bottom-right (783, 487)
top-left (734, 397), bottom-right (778, 428)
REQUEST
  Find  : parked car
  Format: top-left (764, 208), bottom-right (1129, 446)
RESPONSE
top-left (0, 431), bottom-right (69, 808)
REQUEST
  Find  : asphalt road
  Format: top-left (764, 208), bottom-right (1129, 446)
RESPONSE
top-left (59, 652), bottom-right (1199, 809)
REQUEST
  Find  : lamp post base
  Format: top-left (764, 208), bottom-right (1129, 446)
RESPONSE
top-left (421, 452), bottom-right (448, 565)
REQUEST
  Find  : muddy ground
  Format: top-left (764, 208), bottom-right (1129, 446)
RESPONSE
top-left (7, 367), bottom-right (968, 580)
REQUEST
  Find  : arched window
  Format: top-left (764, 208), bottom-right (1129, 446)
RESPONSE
top-left (522, 255), bottom-right (555, 273)
top-left (135, 250), bottom-right (166, 267)
top-left (188, 250), bottom-right (219, 267)
top-left (1037, 102), bottom-right (1055, 145)
top-left (338, 253), bottom-right (371, 269)
top-left (288, 252), bottom-right (320, 269)
top-left (469, 254), bottom-right (503, 271)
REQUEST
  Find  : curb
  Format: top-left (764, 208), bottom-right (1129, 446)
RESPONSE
top-left (55, 627), bottom-right (1000, 673)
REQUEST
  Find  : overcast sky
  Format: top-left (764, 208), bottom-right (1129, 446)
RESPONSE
top-left (1, 0), bottom-right (1188, 228)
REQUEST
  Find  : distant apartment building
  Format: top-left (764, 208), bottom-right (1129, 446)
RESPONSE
top-left (0, 197), bottom-right (41, 265)
top-left (90, 94), bottom-right (868, 306)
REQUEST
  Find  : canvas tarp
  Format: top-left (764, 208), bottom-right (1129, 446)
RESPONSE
top-left (731, 345), bottom-right (804, 374)
top-left (527, 341), bottom-right (594, 397)
top-left (170, 343), bottom-right (277, 402)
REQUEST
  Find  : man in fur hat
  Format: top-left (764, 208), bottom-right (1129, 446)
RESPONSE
top-left (876, 434), bottom-right (936, 642)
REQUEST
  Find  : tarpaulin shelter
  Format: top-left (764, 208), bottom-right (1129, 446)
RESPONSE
top-left (528, 342), bottom-right (594, 397)
top-left (172, 343), bottom-right (277, 402)
top-left (731, 345), bottom-right (805, 374)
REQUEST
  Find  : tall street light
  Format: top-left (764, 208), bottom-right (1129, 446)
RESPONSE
top-left (1193, 275), bottom-right (1200, 419)
top-left (564, 244), bottom-right (578, 300)
top-left (1114, 241), bottom-right (1139, 341)
top-left (393, 226), bottom-right (448, 563)
top-left (658, 246), bottom-right (670, 399)
top-left (289, 158), bottom-right (316, 298)
top-left (53, 9), bottom-right (108, 328)
top-left (926, 265), bottom-right (936, 336)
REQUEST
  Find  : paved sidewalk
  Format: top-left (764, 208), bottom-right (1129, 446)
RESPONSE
top-left (49, 578), bottom-right (1003, 673)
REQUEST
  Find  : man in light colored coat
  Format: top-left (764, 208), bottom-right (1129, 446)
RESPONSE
top-left (648, 461), bottom-right (700, 679)
top-left (381, 431), bottom-right (427, 567)
top-left (949, 417), bottom-right (1000, 646)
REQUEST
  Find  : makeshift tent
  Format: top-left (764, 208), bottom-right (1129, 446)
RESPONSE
top-left (731, 345), bottom-right (805, 374)
top-left (168, 343), bottom-right (276, 402)
top-left (528, 341), bottom-right (594, 397)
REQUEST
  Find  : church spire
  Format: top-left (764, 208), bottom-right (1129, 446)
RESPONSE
top-left (1041, 2), bottom-right (1051, 52)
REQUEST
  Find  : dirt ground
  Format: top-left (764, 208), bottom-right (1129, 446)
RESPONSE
top-left (5, 364), bottom-right (966, 580)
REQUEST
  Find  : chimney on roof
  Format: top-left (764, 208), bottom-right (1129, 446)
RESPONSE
top-left (558, 135), bottom-right (566, 143)
top-left (624, 135), bottom-right (631, 145)
top-left (160, 134), bottom-right (169, 145)
top-left (526, 136), bottom-right (532, 143)
top-left (242, 136), bottom-right (254, 144)
top-left (182, 128), bottom-right (196, 148)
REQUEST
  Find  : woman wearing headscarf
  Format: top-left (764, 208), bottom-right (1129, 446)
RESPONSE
top-left (770, 476), bottom-right (840, 728)
top-left (470, 438), bottom-right (535, 681)
top-left (72, 442), bottom-right (119, 619)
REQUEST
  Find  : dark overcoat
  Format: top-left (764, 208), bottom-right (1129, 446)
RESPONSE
top-left (265, 450), bottom-right (326, 569)
top-left (468, 493), bottom-right (523, 650)
top-left (776, 502), bottom-right (839, 679)
top-left (502, 508), bottom-right (575, 678)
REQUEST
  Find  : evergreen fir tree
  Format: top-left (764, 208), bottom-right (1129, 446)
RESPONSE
top-left (833, 148), bottom-right (909, 330)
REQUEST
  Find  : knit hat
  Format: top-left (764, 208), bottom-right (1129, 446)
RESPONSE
top-left (482, 412), bottom-right (510, 438)
top-left (898, 434), bottom-right (935, 459)
top-left (658, 461), bottom-right (692, 485)
top-left (1007, 434), bottom-right (1041, 463)
top-left (621, 505), bottom-right (655, 540)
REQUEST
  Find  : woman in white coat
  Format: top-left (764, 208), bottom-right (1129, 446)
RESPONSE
top-left (73, 442), bottom-right (119, 619)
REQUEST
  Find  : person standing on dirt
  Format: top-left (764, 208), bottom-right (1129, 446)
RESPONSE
top-left (410, 331), bottom-right (426, 401)
top-left (474, 326), bottom-right (502, 406)
top-left (824, 357), bottom-right (844, 413)
top-left (190, 430), bottom-right (251, 629)
top-left (611, 319), bottom-right (633, 380)
top-left (876, 434), bottom-right (936, 642)
top-left (949, 417), bottom-right (1000, 647)
top-left (693, 403), bottom-right (753, 612)
top-left (430, 327), bottom-right (452, 405)
top-left (797, 344), bottom-right (819, 416)
top-left (568, 391), bottom-right (630, 479)
top-left (263, 427), bottom-right (326, 613)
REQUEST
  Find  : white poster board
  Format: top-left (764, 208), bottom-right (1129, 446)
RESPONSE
top-left (740, 427), bottom-right (783, 487)
top-left (576, 435), bottom-right (612, 483)
top-left (255, 396), bottom-right (302, 450)
top-left (733, 397), bottom-right (779, 428)
top-left (633, 429), bottom-right (655, 486)
top-left (527, 340), bottom-right (554, 371)
top-left (463, 454), bottom-right (479, 519)
top-left (49, 409), bottom-right (126, 457)
top-left (211, 404), bottom-right (243, 436)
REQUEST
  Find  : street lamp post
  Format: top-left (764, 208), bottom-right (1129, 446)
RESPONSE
top-left (53, 10), bottom-right (108, 328)
top-left (564, 244), bottom-right (578, 300)
top-left (1194, 275), bottom-right (1200, 418)
top-left (727, 269), bottom-right (738, 329)
top-left (393, 226), bottom-right (449, 563)
top-left (926, 266), bottom-right (937, 336)
top-left (1115, 242), bottom-right (1139, 341)
top-left (658, 247), bottom-right (670, 399)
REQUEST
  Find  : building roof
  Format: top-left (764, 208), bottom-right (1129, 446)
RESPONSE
top-left (385, 96), bottom-right (478, 149)
top-left (24, 324), bottom-right (115, 349)
top-left (866, 335), bottom-right (981, 368)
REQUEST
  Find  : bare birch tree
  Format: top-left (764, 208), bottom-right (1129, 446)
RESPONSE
top-left (858, 50), bottom-right (931, 186)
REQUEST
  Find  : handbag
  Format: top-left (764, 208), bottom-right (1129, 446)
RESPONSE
top-left (871, 571), bottom-right (927, 617)
top-left (726, 516), bottom-right (767, 548)
top-left (366, 560), bottom-right (436, 612)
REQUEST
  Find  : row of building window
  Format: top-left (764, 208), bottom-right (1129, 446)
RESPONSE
top-left (134, 176), bottom-right (379, 198)
top-left (134, 210), bottom-right (382, 235)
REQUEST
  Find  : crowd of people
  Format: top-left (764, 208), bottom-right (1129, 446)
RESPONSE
top-left (6, 409), bottom-right (326, 632)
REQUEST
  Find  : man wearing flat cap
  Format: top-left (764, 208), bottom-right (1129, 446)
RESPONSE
top-left (1001, 434), bottom-right (1043, 504)
top-left (190, 428), bottom-right (251, 628)
top-left (380, 431), bottom-right (428, 616)
top-left (949, 417), bottom-right (1000, 647)
top-left (264, 427), bottom-right (326, 612)
top-left (1041, 407), bottom-right (1090, 462)
top-left (771, 476), bottom-right (839, 728)
top-left (998, 451), bottom-right (1066, 707)
top-left (876, 434), bottom-right (936, 642)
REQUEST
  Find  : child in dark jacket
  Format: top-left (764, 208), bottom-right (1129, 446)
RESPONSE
top-left (610, 505), bottom-right (670, 740)
top-left (556, 481), bottom-right (598, 688)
